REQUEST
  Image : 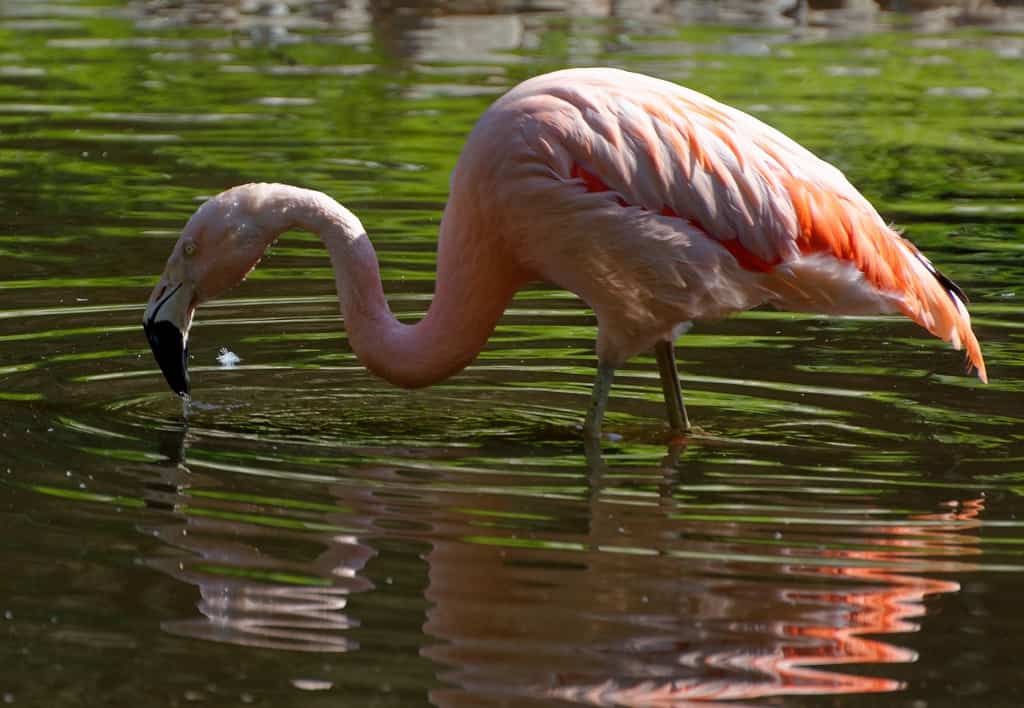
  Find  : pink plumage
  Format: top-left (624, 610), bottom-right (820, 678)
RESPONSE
top-left (461, 68), bottom-right (984, 377)
top-left (143, 67), bottom-right (986, 439)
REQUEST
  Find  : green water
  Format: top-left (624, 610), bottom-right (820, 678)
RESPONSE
top-left (2, 2), bottom-right (1023, 706)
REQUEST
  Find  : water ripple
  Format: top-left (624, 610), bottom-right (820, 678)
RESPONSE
top-left (2, 6), bottom-right (1024, 706)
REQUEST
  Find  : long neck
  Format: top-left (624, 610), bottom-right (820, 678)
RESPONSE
top-left (278, 186), bottom-right (524, 388)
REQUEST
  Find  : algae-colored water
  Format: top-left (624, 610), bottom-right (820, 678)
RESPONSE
top-left (1, 2), bottom-right (1023, 706)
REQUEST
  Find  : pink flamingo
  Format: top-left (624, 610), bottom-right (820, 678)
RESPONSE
top-left (143, 68), bottom-right (987, 437)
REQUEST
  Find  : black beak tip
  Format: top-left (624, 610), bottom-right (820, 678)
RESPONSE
top-left (143, 319), bottom-right (190, 396)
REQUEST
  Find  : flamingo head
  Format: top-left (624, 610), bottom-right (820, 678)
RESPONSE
top-left (143, 185), bottom-right (281, 395)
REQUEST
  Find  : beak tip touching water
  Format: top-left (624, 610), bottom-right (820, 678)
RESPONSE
top-left (143, 319), bottom-right (191, 396)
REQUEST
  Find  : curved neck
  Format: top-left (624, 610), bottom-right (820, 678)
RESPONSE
top-left (278, 186), bottom-right (524, 388)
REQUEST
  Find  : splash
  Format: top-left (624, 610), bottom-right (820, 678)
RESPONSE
top-left (217, 347), bottom-right (241, 368)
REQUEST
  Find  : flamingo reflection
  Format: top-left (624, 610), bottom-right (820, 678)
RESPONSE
top-left (422, 467), bottom-right (984, 706)
top-left (142, 429), bottom-right (984, 704)
top-left (142, 429), bottom-right (375, 653)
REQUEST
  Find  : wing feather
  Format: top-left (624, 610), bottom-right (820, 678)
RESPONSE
top-left (498, 68), bottom-right (986, 379)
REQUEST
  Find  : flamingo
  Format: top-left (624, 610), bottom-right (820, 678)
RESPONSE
top-left (143, 67), bottom-right (986, 438)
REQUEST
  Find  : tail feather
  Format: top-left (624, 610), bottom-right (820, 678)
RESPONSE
top-left (899, 239), bottom-right (987, 383)
top-left (780, 178), bottom-right (986, 382)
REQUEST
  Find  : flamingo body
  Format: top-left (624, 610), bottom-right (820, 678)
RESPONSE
top-left (143, 68), bottom-right (986, 438)
top-left (460, 68), bottom-right (984, 374)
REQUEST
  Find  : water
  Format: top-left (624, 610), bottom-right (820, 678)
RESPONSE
top-left (2, 2), bottom-right (1024, 706)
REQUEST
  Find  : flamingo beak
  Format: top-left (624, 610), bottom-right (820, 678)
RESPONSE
top-left (143, 279), bottom-right (195, 396)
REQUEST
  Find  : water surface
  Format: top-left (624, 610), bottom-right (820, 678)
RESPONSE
top-left (1, 2), bottom-right (1023, 706)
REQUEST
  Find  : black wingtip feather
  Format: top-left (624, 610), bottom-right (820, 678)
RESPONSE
top-left (932, 266), bottom-right (969, 306)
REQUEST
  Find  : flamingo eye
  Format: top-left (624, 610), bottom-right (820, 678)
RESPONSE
top-left (183, 241), bottom-right (197, 256)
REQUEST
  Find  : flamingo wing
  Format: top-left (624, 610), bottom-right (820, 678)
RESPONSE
top-left (500, 68), bottom-right (986, 381)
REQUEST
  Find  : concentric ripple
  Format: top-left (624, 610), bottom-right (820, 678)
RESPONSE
top-left (2, 3), bottom-right (1024, 706)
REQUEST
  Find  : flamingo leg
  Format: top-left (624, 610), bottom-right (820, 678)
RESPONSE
top-left (583, 361), bottom-right (616, 438)
top-left (655, 340), bottom-right (691, 433)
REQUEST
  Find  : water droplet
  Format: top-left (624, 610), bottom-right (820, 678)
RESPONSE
top-left (291, 679), bottom-right (333, 691)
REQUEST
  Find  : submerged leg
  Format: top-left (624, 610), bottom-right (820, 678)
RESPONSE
top-left (654, 340), bottom-right (691, 433)
top-left (583, 361), bottom-right (616, 439)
